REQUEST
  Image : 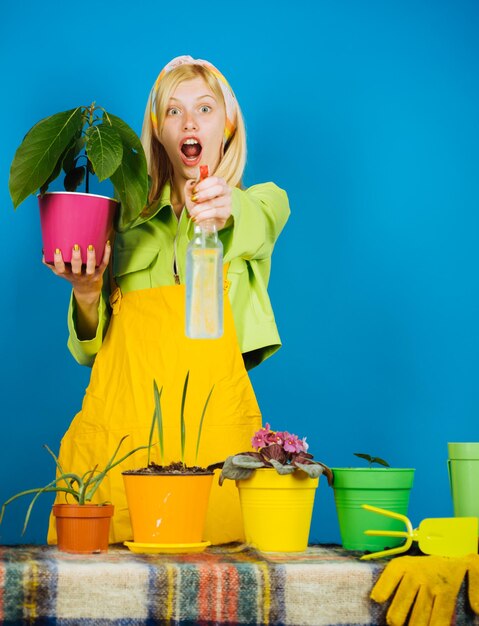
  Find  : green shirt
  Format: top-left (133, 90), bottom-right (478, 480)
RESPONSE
top-left (68, 181), bottom-right (290, 371)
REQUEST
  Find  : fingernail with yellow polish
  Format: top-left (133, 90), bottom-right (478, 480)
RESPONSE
top-left (55, 248), bottom-right (61, 255)
top-left (73, 244), bottom-right (80, 251)
top-left (87, 244), bottom-right (94, 252)
top-left (191, 195), bottom-right (198, 203)
top-left (106, 240), bottom-right (111, 247)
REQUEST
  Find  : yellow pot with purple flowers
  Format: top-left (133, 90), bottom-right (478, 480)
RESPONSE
top-left (218, 424), bottom-right (332, 553)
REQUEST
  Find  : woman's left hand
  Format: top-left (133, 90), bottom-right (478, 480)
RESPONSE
top-left (185, 176), bottom-right (232, 230)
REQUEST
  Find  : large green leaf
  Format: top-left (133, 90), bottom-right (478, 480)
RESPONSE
top-left (218, 456), bottom-right (255, 486)
top-left (9, 108), bottom-right (84, 208)
top-left (85, 124), bottom-right (123, 181)
top-left (295, 462), bottom-right (325, 479)
top-left (270, 459), bottom-right (296, 474)
top-left (63, 166), bottom-right (86, 192)
top-left (62, 135), bottom-right (85, 174)
top-left (40, 135), bottom-right (79, 195)
top-left (232, 454), bottom-right (265, 469)
top-left (106, 112), bottom-right (149, 226)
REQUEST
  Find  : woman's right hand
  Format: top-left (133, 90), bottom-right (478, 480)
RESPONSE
top-left (42, 242), bottom-right (111, 339)
top-left (43, 242), bottom-right (111, 300)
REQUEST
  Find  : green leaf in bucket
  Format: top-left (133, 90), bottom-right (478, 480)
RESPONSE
top-left (354, 453), bottom-right (390, 467)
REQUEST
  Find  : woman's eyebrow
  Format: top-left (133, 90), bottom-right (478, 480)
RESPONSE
top-left (169, 94), bottom-right (217, 102)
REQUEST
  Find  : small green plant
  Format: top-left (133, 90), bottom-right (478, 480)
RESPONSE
top-left (218, 423), bottom-right (333, 485)
top-left (0, 436), bottom-right (149, 534)
top-left (8, 102), bottom-right (149, 219)
top-left (147, 371), bottom-right (215, 469)
top-left (354, 453), bottom-right (390, 468)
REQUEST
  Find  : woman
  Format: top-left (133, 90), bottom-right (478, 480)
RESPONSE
top-left (46, 55), bottom-right (290, 544)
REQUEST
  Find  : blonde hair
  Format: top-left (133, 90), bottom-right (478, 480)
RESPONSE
top-left (141, 64), bottom-right (246, 204)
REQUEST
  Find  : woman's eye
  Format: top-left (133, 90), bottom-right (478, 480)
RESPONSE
top-left (167, 108), bottom-right (180, 116)
top-left (200, 105), bottom-right (211, 113)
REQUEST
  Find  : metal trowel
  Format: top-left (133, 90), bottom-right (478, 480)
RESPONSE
top-left (359, 504), bottom-right (478, 560)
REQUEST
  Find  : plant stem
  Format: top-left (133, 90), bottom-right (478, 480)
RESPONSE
top-left (84, 102), bottom-right (95, 194)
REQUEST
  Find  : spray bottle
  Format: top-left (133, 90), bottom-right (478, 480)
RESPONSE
top-left (185, 165), bottom-right (224, 338)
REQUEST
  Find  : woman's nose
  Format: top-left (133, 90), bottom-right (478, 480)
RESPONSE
top-left (183, 111), bottom-right (198, 130)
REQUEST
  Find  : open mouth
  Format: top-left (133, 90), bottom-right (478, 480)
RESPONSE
top-left (181, 138), bottom-right (202, 160)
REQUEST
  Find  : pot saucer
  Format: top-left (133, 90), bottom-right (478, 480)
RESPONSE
top-left (124, 540), bottom-right (211, 554)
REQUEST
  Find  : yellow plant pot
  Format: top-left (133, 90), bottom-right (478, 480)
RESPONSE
top-left (123, 473), bottom-right (213, 544)
top-left (237, 468), bottom-right (319, 552)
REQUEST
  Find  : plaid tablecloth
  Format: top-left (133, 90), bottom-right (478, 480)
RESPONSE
top-left (0, 543), bottom-right (476, 625)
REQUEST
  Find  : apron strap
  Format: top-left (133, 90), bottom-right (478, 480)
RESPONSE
top-left (223, 262), bottom-right (231, 295)
top-left (107, 236), bottom-right (123, 316)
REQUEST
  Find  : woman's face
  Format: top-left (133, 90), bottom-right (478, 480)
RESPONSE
top-left (159, 76), bottom-right (226, 183)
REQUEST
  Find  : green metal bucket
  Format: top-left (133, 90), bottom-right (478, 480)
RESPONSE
top-left (332, 468), bottom-right (415, 551)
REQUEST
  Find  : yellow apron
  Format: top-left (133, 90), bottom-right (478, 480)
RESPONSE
top-left (47, 275), bottom-right (262, 545)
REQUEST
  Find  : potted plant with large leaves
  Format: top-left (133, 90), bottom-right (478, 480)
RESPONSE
top-left (8, 102), bottom-right (149, 264)
top-left (122, 372), bottom-right (216, 553)
top-left (218, 423), bottom-right (333, 553)
top-left (331, 453), bottom-right (415, 552)
top-left (0, 436), bottom-right (149, 554)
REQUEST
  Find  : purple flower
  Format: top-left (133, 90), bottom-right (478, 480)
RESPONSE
top-left (251, 423), bottom-right (272, 450)
top-left (283, 433), bottom-right (303, 453)
top-left (252, 424), bottom-right (312, 457)
top-left (266, 431), bottom-right (285, 446)
top-left (221, 423), bottom-right (333, 485)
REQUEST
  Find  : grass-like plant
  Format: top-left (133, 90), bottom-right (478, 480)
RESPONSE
top-left (0, 436), bottom-right (149, 535)
top-left (147, 372), bottom-right (214, 469)
top-left (148, 381), bottom-right (164, 466)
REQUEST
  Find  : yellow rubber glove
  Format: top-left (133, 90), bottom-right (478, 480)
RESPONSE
top-left (466, 553), bottom-right (479, 614)
top-left (370, 555), bottom-right (478, 626)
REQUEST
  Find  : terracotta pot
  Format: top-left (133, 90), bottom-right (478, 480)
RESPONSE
top-left (123, 473), bottom-right (213, 544)
top-left (52, 503), bottom-right (114, 554)
top-left (39, 191), bottom-right (118, 265)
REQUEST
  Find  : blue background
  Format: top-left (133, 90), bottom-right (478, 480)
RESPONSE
top-left (1, 0), bottom-right (478, 545)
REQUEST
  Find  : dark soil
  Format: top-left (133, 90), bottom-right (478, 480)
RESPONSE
top-left (122, 461), bottom-right (213, 476)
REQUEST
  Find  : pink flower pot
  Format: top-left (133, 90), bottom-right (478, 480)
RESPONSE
top-left (39, 192), bottom-right (118, 265)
